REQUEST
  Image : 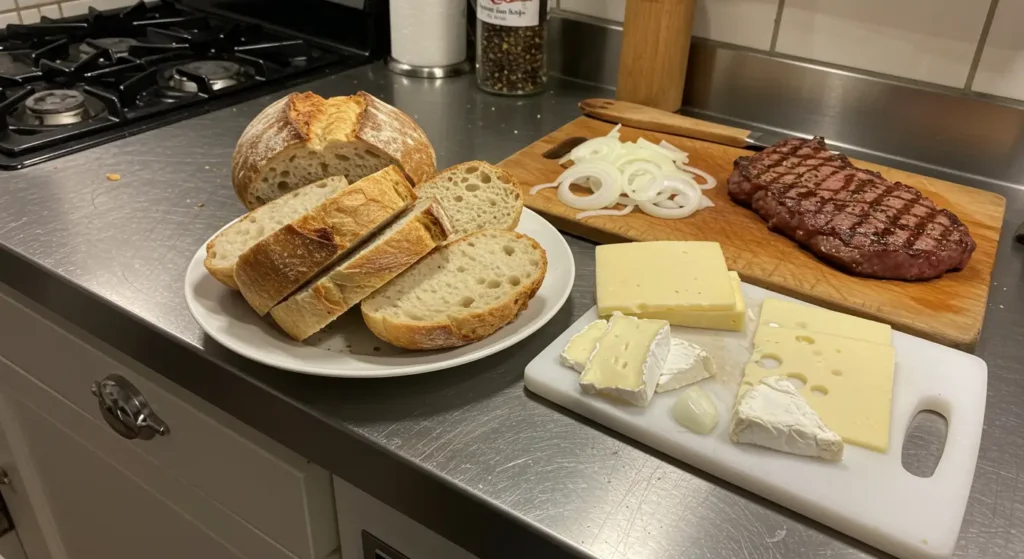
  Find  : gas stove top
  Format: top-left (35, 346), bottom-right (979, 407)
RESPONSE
top-left (0, 0), bottom-right (372, 169)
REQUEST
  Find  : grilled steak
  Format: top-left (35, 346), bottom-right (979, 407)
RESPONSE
top-left (728, 137), bottom-right (975, 280)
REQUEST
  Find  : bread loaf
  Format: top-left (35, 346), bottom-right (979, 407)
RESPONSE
top-left (234, 166), bottom-right (415, 315)
top-left (415, 161), bottom-right (523, 238)
top-left (361, 230), bottom-right (547, 350)
top-left (204, 177), bottom-right (348, 289)
top-left (232, 91), bottom-right (436, 210)
top-left (270, 199), bottom-right (452, 341)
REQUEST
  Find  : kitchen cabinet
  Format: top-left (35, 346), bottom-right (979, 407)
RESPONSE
top-left (334, 476), bottom-right (478, 559)
top-left (0, 284), bottom-right (339, 559)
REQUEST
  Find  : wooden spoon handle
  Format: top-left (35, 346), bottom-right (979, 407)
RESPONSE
top-left (579, 98), bottom-right (752, 148)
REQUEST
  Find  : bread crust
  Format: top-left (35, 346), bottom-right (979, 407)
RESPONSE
top-left (234, 166), bottom-right (415, 316)
top-left (232, 91), bottom-right (436, 210)
top-left (269, 201), bottom-right (452, 341)
top-left (204, 177), bottom-right (347, 289)
top-left (361, 231), bottom-right (548, 350)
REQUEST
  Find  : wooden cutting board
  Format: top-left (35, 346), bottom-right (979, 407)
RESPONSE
top-left (499, 117), bottom-right (1006, 350)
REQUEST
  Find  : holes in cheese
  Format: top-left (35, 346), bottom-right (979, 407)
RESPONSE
top-left (786, 373), bottom-right (807, 389)
top-left (755, 353), bottom-right (783, 369)
top-left (796, 335), bottom-right (815, 345)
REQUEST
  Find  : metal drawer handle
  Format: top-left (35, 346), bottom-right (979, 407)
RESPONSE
top-left (90, 374), bottom-right (169, 440)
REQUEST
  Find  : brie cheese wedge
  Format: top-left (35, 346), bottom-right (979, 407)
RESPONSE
top-left (559, 319), bottom-right (608, 372)
top-left (729, 376), bottom-right (844, 461)
top-left (656, 338), bottom-right (716, 393)
top-left (579, 313), bottom-right (670, 407)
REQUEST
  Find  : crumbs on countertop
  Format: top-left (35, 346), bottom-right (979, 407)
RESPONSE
top-left (106, 173), bottom-right (121, 181)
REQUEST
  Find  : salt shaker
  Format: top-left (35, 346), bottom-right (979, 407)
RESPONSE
top-left (476, 0), bottom-right (548, 95)
top-left (389, 0), bottom-right (472, 77)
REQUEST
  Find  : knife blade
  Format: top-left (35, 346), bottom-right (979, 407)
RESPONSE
top-left (579, 98), bottom-right (794, 150)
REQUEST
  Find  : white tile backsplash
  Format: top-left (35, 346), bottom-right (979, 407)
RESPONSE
top-left (2, 0), bottom-right (133, 23)
top-left (692, 0), bottom-right (778, 50)
top-left (559, 0), bottom-right (780, 49)
top-left (558, 0), bottom-right (624, 22)
top-left (58, 0), bottom-right (88, 16)
top-left (972, 0), bottom-right (1024, 101)
top-left (18, 7), bottom-right (38, 21)
top-left (775, 0), bottom-right (990, 88)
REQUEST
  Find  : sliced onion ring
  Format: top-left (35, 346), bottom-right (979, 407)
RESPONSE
top-left (555, 161), bottom-right (622, 211)
top-left (679, 163), bottom-right (718, 190)
top-left (577, 204), bottom-right (635, 220)
top-left (529, 182), bottom-right (558, 195)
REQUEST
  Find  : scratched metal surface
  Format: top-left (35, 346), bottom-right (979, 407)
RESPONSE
top-left (0, 62), bottom-right (1023, 558)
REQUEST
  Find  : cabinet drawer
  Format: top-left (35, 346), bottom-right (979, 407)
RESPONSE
top-left (0, 285), bottom-right (337, 559)
top-left (0, 360), bottom-right (294, 559)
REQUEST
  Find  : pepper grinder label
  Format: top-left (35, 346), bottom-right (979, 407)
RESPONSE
top-left (477, 0), bottom-right (540, 27)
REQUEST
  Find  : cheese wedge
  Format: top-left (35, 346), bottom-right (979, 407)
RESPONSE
top-left (579, 313), bottom-right (670, 407)
top-left (656, 338), bottom-right (715, 393)
top-left (730, 376), bottom-right (844, 461)
top-left (559, 319), bottom-right (607, 372)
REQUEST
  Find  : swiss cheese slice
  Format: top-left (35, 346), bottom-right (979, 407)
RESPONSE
top-left (741, 325), bottom-right (895, 452)
top-left (596, 242), bottom-right (736, 315)
top-left (759, 298), bottom-right (891, 345)
top-left (635, 271), bottom-right (747, 331)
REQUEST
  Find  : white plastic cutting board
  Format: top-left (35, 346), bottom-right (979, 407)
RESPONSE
top-left (524, 283), bottom-right (987, 559)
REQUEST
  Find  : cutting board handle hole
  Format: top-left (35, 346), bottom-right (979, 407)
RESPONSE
top-left (902, 409), bottom-right (948, 478)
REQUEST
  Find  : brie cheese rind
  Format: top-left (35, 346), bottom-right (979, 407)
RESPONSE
top-left (579, 313), bottom-right (671, 407)
top-left (559, 319), bottom-right (608, 372)
top-left (729, 376), bottom-right (844, 461)
top-left (656, 338), bottom-right (716, 393)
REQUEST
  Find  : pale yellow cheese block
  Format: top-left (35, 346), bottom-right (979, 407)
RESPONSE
top-left (631, 272), bottom-right (746, 331)
top-left (741, 325), bottom-right (896, 452)
top-left (759, 299), bottom-right (891, 345)
top-left (596, 241), bottom-right (736, 315)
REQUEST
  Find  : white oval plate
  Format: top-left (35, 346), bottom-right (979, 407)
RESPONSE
top-left (184, 209), bottom-right (575, 378)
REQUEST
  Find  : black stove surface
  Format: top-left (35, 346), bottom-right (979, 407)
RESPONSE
top-left (0, 0), bottom-right (368, 169)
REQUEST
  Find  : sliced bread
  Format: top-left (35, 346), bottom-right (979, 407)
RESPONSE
top-left (232, 91), bottom-right (436, 210)
top-left (234, 166), bottom-right (416, 316)
top-left (270, 199), bottom-right (452, 341)
top-left (415, 161), bottom-right (523, 238)
top-left (361, 230), bottom-right (547, 350)
top-left (204, 177), bottom-right (348, 289)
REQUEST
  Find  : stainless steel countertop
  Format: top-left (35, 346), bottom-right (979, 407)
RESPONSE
top-left (1, 62), bottom-right (1023, 558)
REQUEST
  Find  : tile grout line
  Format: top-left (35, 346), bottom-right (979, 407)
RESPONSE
top-left (964, 0), bottom-right (1000, 91)
top-left (769, 0), bottom-right (786, 52)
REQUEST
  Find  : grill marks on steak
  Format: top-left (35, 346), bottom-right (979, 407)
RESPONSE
top-left (728, 137), bottom-right (976, 280)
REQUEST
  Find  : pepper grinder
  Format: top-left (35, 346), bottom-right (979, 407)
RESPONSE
top-left (388, 0), bottom-right (473, 78)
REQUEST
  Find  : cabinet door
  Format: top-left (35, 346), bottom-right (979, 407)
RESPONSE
top-left (0, 392), bottom-right (253, 559)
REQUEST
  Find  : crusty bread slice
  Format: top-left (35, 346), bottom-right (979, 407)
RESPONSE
top-left (270, 199), bottom-right (452, 341)
top-left (415, 161), bottom-right (523, 238)
top-left (204, 177), bottom-right (348, 289)
top-left (234, 166), bottom-right (416, 316)
top-left (361, 230), bottom-right (547, 350)
top-left (232, 91), bottom-right (436, 210)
